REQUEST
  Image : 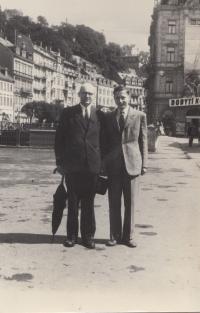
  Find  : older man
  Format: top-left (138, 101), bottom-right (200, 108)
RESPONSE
top-left (54, 83), bottom-right (101, 249)
top-left (102, 85), bottom-right (148, 247)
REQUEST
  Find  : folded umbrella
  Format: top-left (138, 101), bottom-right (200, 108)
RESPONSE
top-left (52, 175), bottom-right (68, 241)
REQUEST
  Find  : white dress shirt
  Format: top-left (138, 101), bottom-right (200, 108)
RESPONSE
top-left (80, 103), bottom-right (92, 118)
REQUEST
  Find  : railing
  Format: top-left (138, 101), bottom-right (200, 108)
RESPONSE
top-left (0, 124), bottom-right (56, 147)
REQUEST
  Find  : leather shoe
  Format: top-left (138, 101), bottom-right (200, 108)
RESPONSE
top-left (82, 239), bottom-right (95, 249)
top-left (106, 239), bottom-right (117, 247)
top-left (63, 238), bottom-right (75, 248)
top-left (123, 240), bottom-right (137, 248)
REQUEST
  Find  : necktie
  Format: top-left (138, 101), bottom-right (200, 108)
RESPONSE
top-left (119, 110), bottom-right (125, 132)
top-left (84, 108), bottom-right (89, 123)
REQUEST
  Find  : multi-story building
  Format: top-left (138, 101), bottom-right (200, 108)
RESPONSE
top-left (33, 44), bottom-right (56, 104)
top-left (0, 35), bottom-right (33, 122)
top-left (96, 75), bottom-right (116, 109)
top-left (33, 46), bottom-right (79, 107)
top-left (0, 36), bottom-right (119, 119)
top-left (0, 66), bottom-right (14, 122)
top-left (63, 60), bottom-right (78, 107)
top-left (148, 0), bottom-right (200, 135)
top-left (72, 55), bottom-right (116, 108)
top-left (13, 34), bottom-right (33, 121)
top-left (118, 70), bottom-right (146, 111)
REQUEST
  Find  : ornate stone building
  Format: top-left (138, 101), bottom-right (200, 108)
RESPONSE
top-left (149, 0), bottom-right (200, 135)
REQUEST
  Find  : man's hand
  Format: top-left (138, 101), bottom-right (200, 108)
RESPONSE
top-left (141, 167), bottom-right (147, 176)
top-left (54, 165), bottom-right (65, 176)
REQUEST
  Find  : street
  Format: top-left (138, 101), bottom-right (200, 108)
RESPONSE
top-left (0, 135), bottom-right (200, 312)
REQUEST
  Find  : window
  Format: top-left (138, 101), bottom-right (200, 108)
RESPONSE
top-left (16, 47), bottom-right (20, 55)
top-left (191, 19), bottom-right (200, 25)
top-left (168, 20), bottom-right (176, 34)
top-left (22, 50), bottom-right (26, 58)
top-left (167, 47), bottom-right (175, 62)
top-left (165, 80), bottom-right (173, 93)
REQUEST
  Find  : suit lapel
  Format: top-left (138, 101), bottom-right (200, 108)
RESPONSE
top-left (124, 106), bottom-right (137, 129)
top-left (75, 104), bottom-right (88, 130)
top-left (88, 105), bottom-right (98, 126)
top-left (110, 109), bottom-right (120, 133)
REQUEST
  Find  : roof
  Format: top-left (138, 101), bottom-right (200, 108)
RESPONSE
top-left (16, 34), bottom-right (33, 54)
top-left (0, 72), bottom-right (14, 83)
top-left (0, 37), bottom-right (14, 48)
top-left (33, 45), bottom-right (55, 61)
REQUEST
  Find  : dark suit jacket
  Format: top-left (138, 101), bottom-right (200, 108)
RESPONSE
top-left (101, 106), bottom-right (148, 176)
top-left (55, 104), bottom-right (101, 174)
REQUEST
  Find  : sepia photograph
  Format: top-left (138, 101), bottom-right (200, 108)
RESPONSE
top-left (0, 0), bottom-right (200, 312)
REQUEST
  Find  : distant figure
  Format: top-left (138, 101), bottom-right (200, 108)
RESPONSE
top-left (156, 121), bottom-right (165, 136)
top-left (188, 122), bottom-right (197, 147)
top-left (198, 126), bottom-right (200, 145)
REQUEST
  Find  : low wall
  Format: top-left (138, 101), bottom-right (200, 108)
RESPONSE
top-left (1, 128), bottom-right (159, 152)
top-left (29, 129), bottom-right (56, 147)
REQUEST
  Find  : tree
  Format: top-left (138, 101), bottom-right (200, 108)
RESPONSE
top-left (22, 101), bottom-right (64, 124)
top-left (0, 7), bottom-right (7, 36)
top-left (137, 51), bottom-right (150, 77)
top-left (2, 7), bottom-right (135, 80)
top-left (21, 102), bottom-right (36, 123)
top-left (37, 15), bottom-right (48, 27)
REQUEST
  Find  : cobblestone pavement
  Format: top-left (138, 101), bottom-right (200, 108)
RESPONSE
top-left (0, 136), bottom-right (200, 312)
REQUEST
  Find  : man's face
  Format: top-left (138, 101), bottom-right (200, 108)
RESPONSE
top-left (79, 85), bottom-right (94, 107)
top-left (114, 90), bottom-right (129, 110)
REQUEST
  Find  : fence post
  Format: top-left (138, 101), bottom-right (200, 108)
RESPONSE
top-left (16, 124), bottom-right (21, 146)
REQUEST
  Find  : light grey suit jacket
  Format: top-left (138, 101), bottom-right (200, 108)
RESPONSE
top-left (102, 106), bottom-right (148, 176)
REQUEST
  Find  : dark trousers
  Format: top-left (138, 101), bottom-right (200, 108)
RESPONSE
top-left (108, 167), bottom-right (140, 242)
top-left (65, 172), bottom-right (98, 241)
top-left (189, 136), bottom-right (194, 147)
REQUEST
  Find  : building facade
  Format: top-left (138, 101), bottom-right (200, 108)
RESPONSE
top-left (96, 75), bottom-right (116, 109)
top-left (33, 45), bottom-right (56, 104)
top-left (0, 36), bottom-right (119, 121)
top-left (13, 34), bottom-right (34, 122)
top-left (0, 67), bottom-right (14, 122)
top-left (119, 70), bottom-right (146, 111)
top-left (148, 0), bottom-right (200, 135)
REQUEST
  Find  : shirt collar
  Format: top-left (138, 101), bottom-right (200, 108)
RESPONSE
top-left (117, 105), bottom-right (129, 119)
top-left (80, 103), bottom-right (92, 117)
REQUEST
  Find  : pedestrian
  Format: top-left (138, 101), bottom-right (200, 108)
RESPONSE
top-left (187, 121), bottom-right (197, 147)
top-left (101, 85), bottom-right (148, 248)
top-left (54, 82), bottom-right (102, 249)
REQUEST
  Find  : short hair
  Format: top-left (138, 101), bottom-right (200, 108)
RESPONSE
top-left (113, 84), bottom-right (129, 96)
top-left (79, 82), bottom-right (95, 95)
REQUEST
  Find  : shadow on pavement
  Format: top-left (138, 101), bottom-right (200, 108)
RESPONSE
top-left (168, 141), bottom-right (183, 149)
top-left (169, 141), bottom-right (200, 153)
top-left (0, 233), bottom-right (64, 244)
top-left (0, 233), bottom-right (108, 245)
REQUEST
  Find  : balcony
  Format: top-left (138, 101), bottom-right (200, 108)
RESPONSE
top-left (20, 88), bottom-right (33, 98)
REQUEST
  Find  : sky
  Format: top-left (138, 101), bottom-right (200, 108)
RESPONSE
top-left (0, 0), bottom-right (155, 51)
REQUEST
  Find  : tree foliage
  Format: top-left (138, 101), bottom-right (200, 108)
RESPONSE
top-left (0, 7), bottom-right (147, 80)
top-left (21, 101), bottom-right (64, 124)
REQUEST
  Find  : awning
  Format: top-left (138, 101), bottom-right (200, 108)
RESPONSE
top-left (186, 116), bottom-right (200, 119)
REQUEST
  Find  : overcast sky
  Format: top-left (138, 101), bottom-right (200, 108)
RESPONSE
top-left (0, 0), bottom-right (155, 51)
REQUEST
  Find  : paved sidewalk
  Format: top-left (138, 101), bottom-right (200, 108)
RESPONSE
top-left (0, 136), bottom-right (200, 312)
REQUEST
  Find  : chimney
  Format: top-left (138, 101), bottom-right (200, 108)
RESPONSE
top-left (4, 67), bottom-right (8, 76)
